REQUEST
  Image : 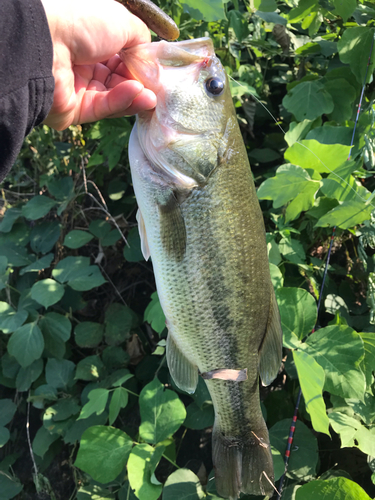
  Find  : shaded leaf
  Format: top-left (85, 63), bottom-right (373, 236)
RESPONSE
top-left (31, 279), bottom-right (65, 309)
top-left (22, 196), bottom-right (57, 220)
top-left (163, 468), bottom-right (205, 500)
top-left (63, 230), bottom-right (94, 249)
top-left (283, 81), bottom-right (334, 121)
top-left (8, 323), bottom-right (44, 368)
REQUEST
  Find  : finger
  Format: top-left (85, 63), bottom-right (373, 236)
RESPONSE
top-left (77, 81), bottom-right (156, 123)
top-left (92, 63), bottom-right (111, 85)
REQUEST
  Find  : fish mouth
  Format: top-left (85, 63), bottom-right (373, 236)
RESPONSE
top-left (119, 37), bottom-right (215, 93)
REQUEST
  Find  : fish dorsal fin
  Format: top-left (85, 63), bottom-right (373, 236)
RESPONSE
top-left (159, 193), bottom-right (187, 262)
top-left (166, 331), bottom-right (198, 394)
top-left (259, 287), bottom-right (283, 386)
top-left (136, 209), bottom-right (151, 261)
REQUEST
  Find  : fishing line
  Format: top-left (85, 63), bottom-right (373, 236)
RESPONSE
top-left (275, 32), bottom-right (375, 499)
top-left (228, 75), bottom-right (375, 210)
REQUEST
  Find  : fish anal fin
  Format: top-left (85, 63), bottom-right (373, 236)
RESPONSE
top-left (259, 287), bottom-right (283, 387)
top-left (166, 332), bottom-right (198, 394)
top-left (159, 193), bottom-right (187, 262)
top-left (136, 209), bottom-right (151, 261)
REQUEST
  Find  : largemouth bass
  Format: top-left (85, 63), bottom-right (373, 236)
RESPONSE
top-left (121, 38), bottom-right (283, 499)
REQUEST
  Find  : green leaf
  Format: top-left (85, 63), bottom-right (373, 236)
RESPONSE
top-left (16, 358), bottom-right (44, 391)
top-left (230, 80), bottom-right (258, 98)
top-left (338, 27), bottom-right (375, 84)
top-left (269, 263), bottom-right (283, 290)
top-left (329, 411), bottom-right (375, 456)
top-left (358, 331), bottom-right (375, 387)
top-left (30, 221), bottom-right (61, 254)
top-left (47, 176), bottom-right (74, 200)
top-left (0, 302), bottom-right (28, 334)
top-left (22, 196), bottom-right (57, 220)
top-left (101, 229), bottom-right (121, 247)
top-left (227, 10), bottom-right (248, 43)
top-left (306, 125), bottom-right (353, 146)
top-left (75, 425), bottom-right (133, 483)
top-left (64, 412), bottom-right (108, 445)
top-left (32, 426), bottom-right (60, 458)
top-left (78, 389), bottom-right (109, 420)
top-left (0, 426), bottom-right (10, 447)
top-left (315, 200), bottom-right (373, 230)
top-left (75, 322), bottom-right (104, 348)
top-left (331, 0), bottom-right (356, 21)
top-left (181, 0), bottom-right (225, 21)
top-left (40, 312), bottom-right (71, 359)
top-left (284, 140), bottom-right (351, 174)
top-left (104, 303), bottom-right (133, 345)
top-left (20, 253), bottom-right (54, 275)
top-left (0, 399), bottom-right (17, 426)
top-left (144, 292), bottom-right (166, 334)
top-left (324, 79), bottom-right (357, 123)
top-left (109, 387), bottom-right (128, 425)
top-left (0, 473), bottom-right (23, 499)
top-left (8, 323), bottom-right (44, 368)
top-left (163, 469), bottom-right (206, 500)
top-left (279, 236), bottom-right (306, 264)
top-left (63, 230), bottom-right (94, 249)
top-left (293, 350), bottom-right (330, 436)
top-left (184, 402), bottom-right (214, 430)
top-left (0, 207), bottom-right (22, 233)
top-left (295, 476), bottom-right (372, 500)
top-left (89, 220), bottom-right (112, 239)
top-left (75, 356), bottom-right (105, 381)
top-left (139, 378), bottom-right (186, 444)
top-left (128, 443), bottom-right (165, 500)
top-left (303, 325), bottom-right (365, 399)
top-left (276, 288), bottom-right (317, 349)
top-left (283, 81), bottom-right (334, 121)
top-left (269, 419), bottom-right (318, 479)
top-left (31, 279), bottom-right (65, 309)
top-left (255, 0), bottom-right (277, 12)
top-left (51, 398), bottom-right (81, 421)
top-left (123, 227), bottom-right (144, 262)
top-left (52, 256), bottom-right (91, 283)
top-left (45, 358), bottom-right (75, 390)
top-left (0, 243), bottom-right (33, 267)
top-left (68, 266), bottom-right (106, 292)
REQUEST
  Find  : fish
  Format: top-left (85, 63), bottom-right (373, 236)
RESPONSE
top-left (120, 37), bottom-right (283, 499)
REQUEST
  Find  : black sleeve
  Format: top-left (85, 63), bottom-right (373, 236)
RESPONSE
top-left (0, 0), bottom-right (54, 182)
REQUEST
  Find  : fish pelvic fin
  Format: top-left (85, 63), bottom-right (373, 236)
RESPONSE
top-left (213, 423), bottom-right (274, 499)
top-left (259, 286), bottom-right (283, 386)
top-left (166, 332), bottom-right (198, 394)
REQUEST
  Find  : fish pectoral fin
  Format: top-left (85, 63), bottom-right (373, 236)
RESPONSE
top-left (166, 332), bottom-right (198, 394)
top-left (259, 287), bottom-right (283, 387)
top-left (136, 209), bottom-right (151, 261)
top-left (158, 193), bottom-right (187, 262)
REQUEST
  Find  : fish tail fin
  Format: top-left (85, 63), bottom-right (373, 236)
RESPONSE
top-left (213, 423), bottom-right (275, 499)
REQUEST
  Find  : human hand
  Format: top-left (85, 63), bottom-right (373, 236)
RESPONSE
top-left (41, 0), bottom-right (157, 130)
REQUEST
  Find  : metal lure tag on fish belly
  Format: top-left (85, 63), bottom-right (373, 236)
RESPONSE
top-left (121, 37), bottom-right (283, 499)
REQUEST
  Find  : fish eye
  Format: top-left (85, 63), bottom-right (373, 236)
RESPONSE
top-left (205, 77), bottom-right (224, 96)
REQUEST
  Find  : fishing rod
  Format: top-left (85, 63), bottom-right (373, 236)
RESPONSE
top-left (276, 31), bottom-right (375, 500)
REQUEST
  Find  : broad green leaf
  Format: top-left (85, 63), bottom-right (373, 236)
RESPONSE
top-left (283, 81), bottom-right (334, 121)
top-left (89, 220), bottom-right (112, 239)
top-left (51, 398), bottom-right (81, 421)
top-left (22, 195), bottom-right (57, 220)
top-left (8, 323), bottom-right (44, 368)
top-left (109, 387), bottom-right (129, 425)
top-left (0, 399), bottom-right (17, 426)
top-left (345, 393), bottom-right (375, 425)
top-left (31, 279), bottom-right (65, 309)
top-left (101, 229), bottom-right (121, 247)
top-left (75, 425), bottom-right (133, 483)
top-left (184, 402), bottom-right (214, 430)
top-left (276, 288), bottom-right (317, 348)
top-left (358, 332), bottom-right (375, 386)
top-left (76, 485), bottom-right (115, 500)
top-left (320, 161), bottom-right (369, 203)
top-left (286, 181), bottom-right (321, 222)
top-left (278, 236), bottom-right (306, 264)
top-left (139, 378), bottom-right (186, 444)
top-left (266, 234), bottom-right (282, 266)
top-left (45, 358), bottom-right (75, 390)
top-left (329, 410), bottom-right (375, 457)
top-left (0, 207), bottom-right (22, 233)
top-left (63, 230), bottom-right (94, 249)
top-left (123, 227), bottom-right (144, 262)
top-left (64, 412), bottom-right (108, 445)
top-left (338, 27), bottom-right (375, 84)
top-left (104, 303), bottom-right (133, 345)
top-left (40, 312), bottom-right (71, 359)
top-left (75, 322), bottom-right (104, 348)
top-left (144, 292), bottom-right (166, 334)
top-left (68, 266), bottom-right (106, 291)
top-left (47, 176), bottom-right (74, 200)
top-left (30, 221), bottom-right (60, 254)
top-left (227, 10), bottom-right (248, 43)
top-left (303, 325), bottom-right (365, 399)
top-left (285, 140), bottom-right (351, 174)
top-left (316, 200), bottom-right (373, 230)
top-left (0, 243), bottom-right (32, 267)
top-left (255, 0), bottom-right (277, 11)
top-left (331, 0), bottom-right (356, 21)
top-left (32, 426), bottom-right (60, 458)
top-left (269, 419), bottom-right (318, 479)
top-left (230, 80), bottom-right (258, 98)
top-left (20, 253), bottom-right (54, 275)
top-left (75, 355), bottom-right (105, 381)
top-left (52, 256), bottom-right (91, 283)
top-left (16, 358), bottom-right (44, 391)
top-left (296, 477), bottom-right (372, 500)
top-left (0, 473), bottom-right (23, 499)
top-left (293, 350), bottom-right (330, 436)
top-left (108, 179), bottom-right (127, 201)
top-left (324, 79), bottom-right (357, 123)
top-left (286, 0), bottom-right (318, 23)
top-left (78, 389), bottom-right (109, 420)
top-left (163, 469), bottom-right (206, 500)
top-left (181, 0), bottom-right (224, 21)
top-left (0, 426), bottom-right (10, 447)
top-left (257, 164), bottom-right (319, 208)
top-left (306, 125), bottom-right (353, 146)
top-left (0, 302), bottom-right (27, 334)
top-left (128, 443), bottom-right (165, 500)
top-left (269, 263), bottom-right (283, 290)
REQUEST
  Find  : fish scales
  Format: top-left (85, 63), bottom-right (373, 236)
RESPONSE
top-left (122, 37), bottom-right (283, 499)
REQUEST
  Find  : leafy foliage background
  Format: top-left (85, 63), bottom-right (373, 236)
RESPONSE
top-left (1, 0), bottom-right (375, 499)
